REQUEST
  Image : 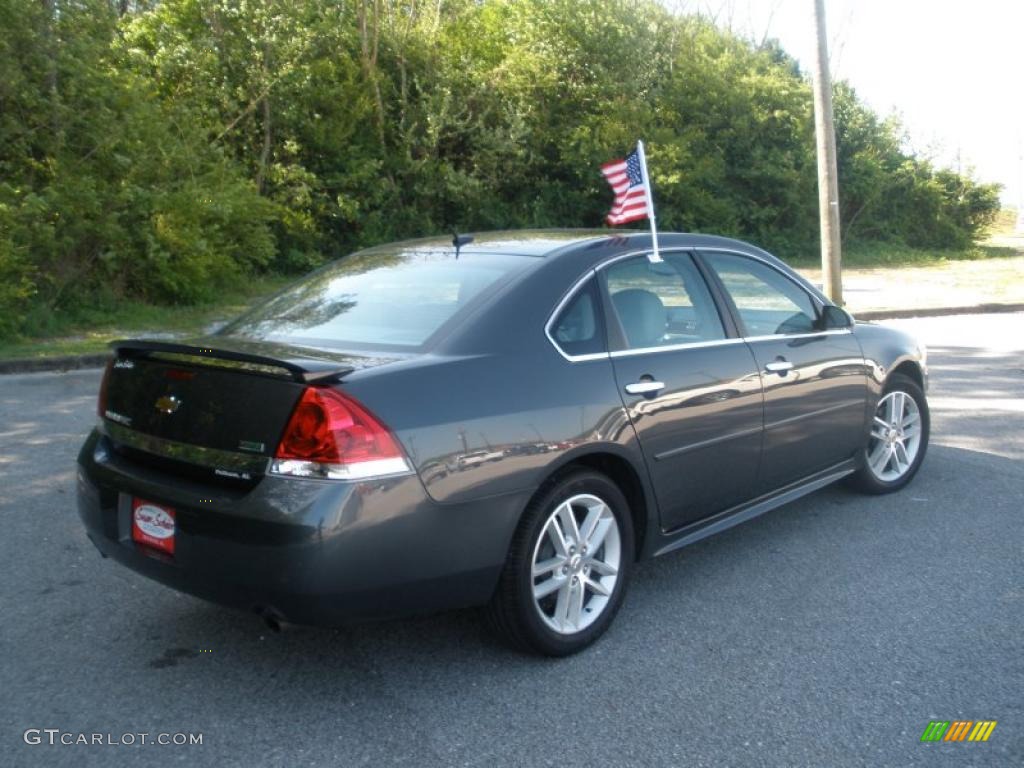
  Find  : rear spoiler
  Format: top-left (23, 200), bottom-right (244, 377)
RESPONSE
top-left (110, 339), bottom-right (354, 384)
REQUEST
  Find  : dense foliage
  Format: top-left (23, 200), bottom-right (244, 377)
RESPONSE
top-left (0, 0), bottom-right (1001, 339)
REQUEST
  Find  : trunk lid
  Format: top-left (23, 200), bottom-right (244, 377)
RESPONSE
top-left (100, 338), bottom-right (404, 484)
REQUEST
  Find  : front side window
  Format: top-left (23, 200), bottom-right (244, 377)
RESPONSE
top-left (603, 253), bottom-right (725, 350)
top-left (550, 276), bottom-right (605, 358)
top-left (701, 252), bottom-right (819, 337)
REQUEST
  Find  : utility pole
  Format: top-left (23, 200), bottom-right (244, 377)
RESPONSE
top-left (810, 0), bottom-right (843, 304)
top-left (1016, 133), bottom-right (1024, 234)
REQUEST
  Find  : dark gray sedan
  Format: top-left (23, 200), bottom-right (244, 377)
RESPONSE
top-left (77, 230), bottom-right (930, 655)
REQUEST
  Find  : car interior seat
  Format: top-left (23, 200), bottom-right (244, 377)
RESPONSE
top-left (611, 288), bottom-right (667, 349)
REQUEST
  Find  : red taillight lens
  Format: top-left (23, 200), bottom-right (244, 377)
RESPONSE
top-left (273, 388), bottom-right (407, 479)
top-left (97, 359), bottom-right (114, 418)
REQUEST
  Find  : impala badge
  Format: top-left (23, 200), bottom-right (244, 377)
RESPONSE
top-left (155, 395), bottom-right (182, 414)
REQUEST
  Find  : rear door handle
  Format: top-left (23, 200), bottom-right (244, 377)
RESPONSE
top-left (764, 360), bottom-right (794, 373)
top-left (624, 380), bottom-right (666, 395)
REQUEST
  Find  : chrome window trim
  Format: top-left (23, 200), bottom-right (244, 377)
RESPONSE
top-left (608, 337), bottom-right (747, 358)
top-left (606, 329), bottom-right (852, 359)
top-left (544, 268), bottom-right (612, 363)
top-left (692, 246), bottom-right (829, 311)
top-left (101, 421), bottom-right (415, 482)
top-left (102, 421), bottom-right (270, 475)
top-left (544, 245), bottom-right (846, 363)
top-left (742, 328), bottom-right (853, 343)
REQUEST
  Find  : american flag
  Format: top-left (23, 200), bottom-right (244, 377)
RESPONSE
top-left (601, 148), bottom-right (651, 225)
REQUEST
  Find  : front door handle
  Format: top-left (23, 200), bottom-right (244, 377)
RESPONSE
top-left (764, 360), bottom-right (794, 373)
top-left (625, 380), bottom-right (666, 395)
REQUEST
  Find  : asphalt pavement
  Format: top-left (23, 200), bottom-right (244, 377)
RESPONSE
top-left (1, 313), bottom-right (1021, 767)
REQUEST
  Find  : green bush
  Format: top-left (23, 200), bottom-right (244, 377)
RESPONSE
top-left (0, 0), bottom-right (1003, 341)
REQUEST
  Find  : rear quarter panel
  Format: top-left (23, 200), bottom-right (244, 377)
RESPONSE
top-left (341, 350), bottom-right (643, 505)
top-left (335, 243), bottom-right (655, 524)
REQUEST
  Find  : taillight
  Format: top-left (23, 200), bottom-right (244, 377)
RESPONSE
top-left (97, 359), bottom-right (114, 418)
top-left (270, 387), bottom-right (410, 481)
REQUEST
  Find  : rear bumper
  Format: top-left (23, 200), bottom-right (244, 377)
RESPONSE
top-left (76, 430), bottom-right (526, 625)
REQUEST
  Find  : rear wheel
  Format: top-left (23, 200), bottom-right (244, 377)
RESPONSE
top-left (487, 469), bottom-right (634, 656)
top-left (849, 373), bottom-right (929, 494)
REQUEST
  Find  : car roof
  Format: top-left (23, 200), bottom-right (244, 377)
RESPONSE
top-left (352, 229), bottom-right (610, 258)
top-left (354, 229), bottom-right (777, 259)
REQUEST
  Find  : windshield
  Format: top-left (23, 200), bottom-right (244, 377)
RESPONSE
top-left (219, 246), bottom-right (533, 351)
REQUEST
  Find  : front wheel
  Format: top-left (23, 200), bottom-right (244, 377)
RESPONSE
top-left (487, 469), bottom-right (634, 656)
top-left (849, 373), bottom-right (930, 494)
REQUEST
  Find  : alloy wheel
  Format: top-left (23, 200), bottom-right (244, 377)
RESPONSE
top-left (530, 493), bottom-right (622, 634)
top-left (866, 390), bottom-right (923, 482)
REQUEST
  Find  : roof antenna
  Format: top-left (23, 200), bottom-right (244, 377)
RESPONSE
top-left (452, 232), bottom-right (474, 259)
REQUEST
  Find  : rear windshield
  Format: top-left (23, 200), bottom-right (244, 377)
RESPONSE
top-left (219, 247), bottom-right (532, 351)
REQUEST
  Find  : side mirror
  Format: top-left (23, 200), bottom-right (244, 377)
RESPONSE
top-left (820, 305), bottom-right (853, 330)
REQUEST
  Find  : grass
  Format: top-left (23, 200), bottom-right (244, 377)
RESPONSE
top-left (845, 241), bottom-right (1019, 268)
top-left (989, 205), bottom-right (1019, 235)
top-left (796, 215), bottom-right (1024, 313)
top-left (0, 275), bottom-right (293, 361)
top-left (788, 241), bottom-right (1020, 269)
top-left (788, 208), bottom-right (1023, 268)
top-left (798, 255), bottom-right (1024, 313)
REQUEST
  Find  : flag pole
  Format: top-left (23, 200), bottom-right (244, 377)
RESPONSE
top-left (636, 140), bottom-right (662, 263)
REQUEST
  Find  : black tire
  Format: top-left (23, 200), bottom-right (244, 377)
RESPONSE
top-left (486, 469), bottom-right (634, 656)
top-left (848, 373), bottom-right (930, 494)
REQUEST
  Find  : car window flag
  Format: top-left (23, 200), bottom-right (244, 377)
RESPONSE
top-left (601, 140), bottom-right (662, 261)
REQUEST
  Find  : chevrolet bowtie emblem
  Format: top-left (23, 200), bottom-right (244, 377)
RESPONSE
top-left (155, 395), bottom-right (182, 414)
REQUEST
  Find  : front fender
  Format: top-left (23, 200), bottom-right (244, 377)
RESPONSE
top-left (852, 321), bottom-right (928, 427)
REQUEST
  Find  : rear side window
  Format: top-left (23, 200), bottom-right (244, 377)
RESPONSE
top-left (604, 253), bottom-right (725, 350)
top-left (550, 276), bottom-right (606, 358)
top-left (701, 251), bottom-right (818, 337)
top-left (220, 249), bottom-right (533, 350)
